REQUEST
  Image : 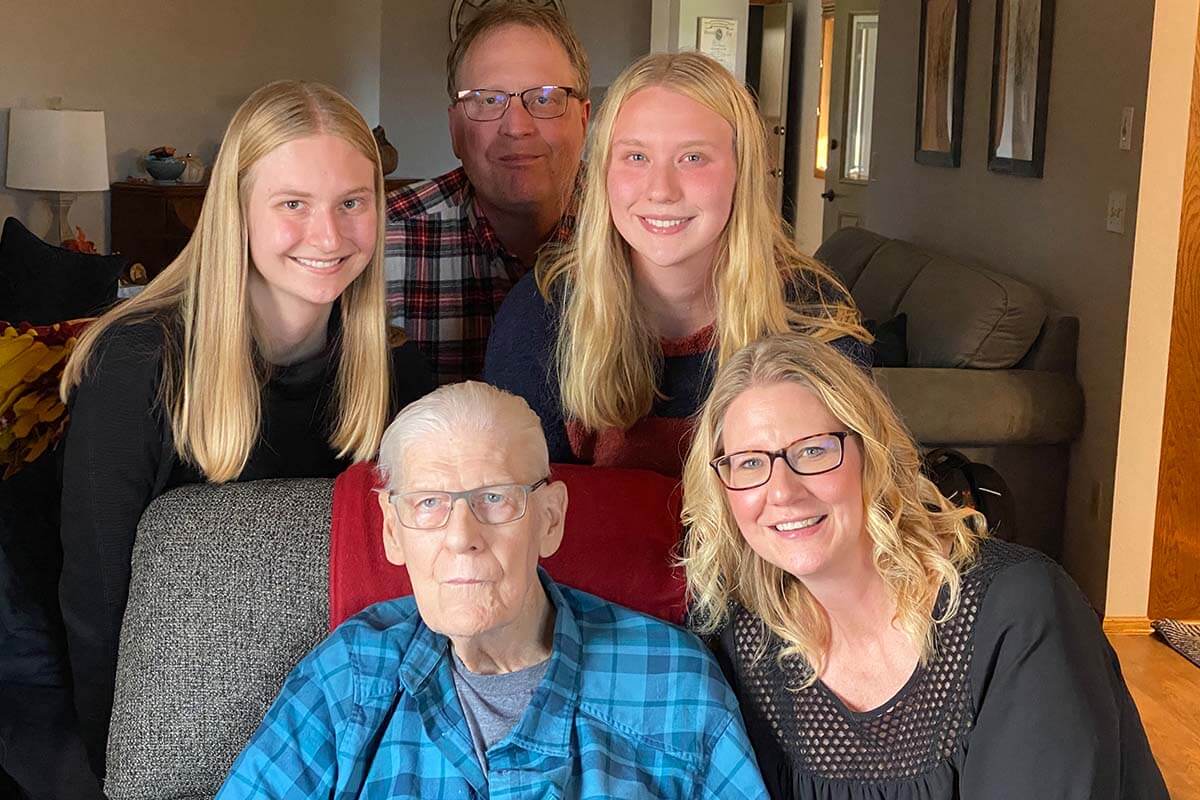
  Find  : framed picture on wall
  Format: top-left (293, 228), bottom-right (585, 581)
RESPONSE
top-left (915, 0), bottom-right (969, 167)
top-left (697, 17), bottom-right (738, 74)
top-left (988, 0), bottom-right (1056, 177)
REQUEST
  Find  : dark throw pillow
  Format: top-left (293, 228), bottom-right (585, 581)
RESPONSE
top-left (0, 217), bottom-right (127, 326)
top-left (865, 312), bottom-right (908, 367)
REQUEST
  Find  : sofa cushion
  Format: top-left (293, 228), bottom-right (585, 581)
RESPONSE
top-left (0, 218), bottom-right (127, 326)
top-left (849, 240), bottom-right (932, 323)
top-left (105, 479), bottom-right (332, 800)
top-left (330, 461), bottom-right (687, 628)
top-left (813, 226), bottom-right (889, 289)
top-left (899, 258), bottom-right (1047, 368)
top-left (873, 367), bottom-right (1084, 445)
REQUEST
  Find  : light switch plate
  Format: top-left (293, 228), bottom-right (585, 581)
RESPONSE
top-left (1107, 190), bottom-right (1127, 234)
top-left (1119, 107), bottom-right (1134, 151)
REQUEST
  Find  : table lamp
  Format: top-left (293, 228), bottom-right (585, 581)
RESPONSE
top-left (6, 108), bottom-right (110, 245)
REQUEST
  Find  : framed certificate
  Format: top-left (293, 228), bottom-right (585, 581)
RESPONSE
top-left (696, 17), bottom-right (738, 74)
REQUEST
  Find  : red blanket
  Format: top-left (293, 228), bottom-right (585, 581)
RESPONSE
top-left (329, 462), bottom-right (689, 629)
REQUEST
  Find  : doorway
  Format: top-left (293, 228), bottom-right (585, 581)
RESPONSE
top-left (746, 1), bottom-right (795, 214)
top-left (1148, 20), bottom-right (1200, 621)
top-left (821, 0), bottom-right (880, 238)
top-left (787, 0), bottom-right (883, 247)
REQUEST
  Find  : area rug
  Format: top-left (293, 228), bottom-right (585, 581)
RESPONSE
top-left (1151, 619), bottom-right (1200, 669)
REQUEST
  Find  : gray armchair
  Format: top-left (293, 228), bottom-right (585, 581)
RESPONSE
top-left (816, 227), bottom-right (1084, 557)
top-left (104, 479), bottom-right (332, 800)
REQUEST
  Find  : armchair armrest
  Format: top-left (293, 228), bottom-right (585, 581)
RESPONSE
top-left (106, 479), bottom-right (332, 800)
top-left (874, 368), bottom-right (1084, 446)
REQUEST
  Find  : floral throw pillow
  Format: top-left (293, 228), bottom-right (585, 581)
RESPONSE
top-left (0, 319), bottom-right (90, 478)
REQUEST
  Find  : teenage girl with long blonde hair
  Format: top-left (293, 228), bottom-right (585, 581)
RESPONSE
top-left (485, 51), bottom-right (867, 477)
top-left (56, 80), bottom-right (432, 780)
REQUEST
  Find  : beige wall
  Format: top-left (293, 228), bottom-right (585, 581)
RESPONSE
top-left (1107, 0), bottom-right (1200, 618)
top-left (380, 0), bottom-right (652, 179)
top-left (2, 1), bottom-right (654, 252)
top-left (865, 0), bottom-right (1155, 607)
top-left (0, 0), bottom-right (383, 254)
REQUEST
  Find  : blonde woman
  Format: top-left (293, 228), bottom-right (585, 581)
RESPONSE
top-left (56, 81), bottom-right (433, 777)
top-left (484, 52), bottom-right (867, 477)
top-left (682, 333), bottom-right (1165, 799)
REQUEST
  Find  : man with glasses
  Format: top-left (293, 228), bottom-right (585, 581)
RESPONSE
top-left (385, 5), bottom-right (590, 384)
top-left (219, 382), bottom-right (768, 799)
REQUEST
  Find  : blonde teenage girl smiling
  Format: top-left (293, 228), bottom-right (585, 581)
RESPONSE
top-left (56, 80), bottom-right (433, 780)
top-left (485, 51), bottom-right (868, 477)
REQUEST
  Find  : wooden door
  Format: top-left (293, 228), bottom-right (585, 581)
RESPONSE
top-left (1149, 23), bottom-right (1200, 620)
top-left (822, 0), bottom-right (880, 236)
top-left (756, 2), bottom-right (794, 210)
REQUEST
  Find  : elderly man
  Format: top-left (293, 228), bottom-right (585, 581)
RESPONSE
top-left (385, 5), bottom-right (589, 384)
top-left (219, 382), bottom-right (766, 799)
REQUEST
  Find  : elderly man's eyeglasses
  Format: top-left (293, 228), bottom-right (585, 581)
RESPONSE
top-left (454, 85), bottom-right (582, 122)
top-left (710, 432), bottom-right (852, 491)
top-left (384, 478), bottom-right (549, 529)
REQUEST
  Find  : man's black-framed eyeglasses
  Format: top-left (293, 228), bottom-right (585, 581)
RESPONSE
top-left (383, 478), bottom-right (550, 529)
top-left (453, 85), bottom-right (582, 121)
top-left (710, 432), bottom-right (852, 491)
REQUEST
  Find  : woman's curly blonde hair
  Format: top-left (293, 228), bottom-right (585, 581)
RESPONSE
top-left (681, 333), bottom-right (983, 685)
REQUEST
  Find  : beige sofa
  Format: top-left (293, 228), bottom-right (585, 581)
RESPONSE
top-left (815, 227), bottom-right (1084, 558)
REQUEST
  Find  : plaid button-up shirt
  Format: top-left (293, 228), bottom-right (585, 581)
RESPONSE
top-left (384, 167), bottom-right (576, 385)
top-left (218, 570), bottom-right (767, 799)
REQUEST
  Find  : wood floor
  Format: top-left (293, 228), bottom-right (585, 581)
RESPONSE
top-left (1110, 633), bottom-right (1200, 798)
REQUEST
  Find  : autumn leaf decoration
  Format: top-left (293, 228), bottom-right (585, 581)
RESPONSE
top-left (0, 320), bottom-right (90, 479)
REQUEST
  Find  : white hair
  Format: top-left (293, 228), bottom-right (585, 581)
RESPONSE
top-left (377, 381), bottom-right (549, 492)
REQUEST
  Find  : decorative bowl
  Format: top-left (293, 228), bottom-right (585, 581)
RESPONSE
top-left (145, 157), bottom-right (185, 181)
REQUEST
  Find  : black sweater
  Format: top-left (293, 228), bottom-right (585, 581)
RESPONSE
top-left (714, 538), bottom-right (1168, 799)
top-left (58, 317), bottom-right (434, 777)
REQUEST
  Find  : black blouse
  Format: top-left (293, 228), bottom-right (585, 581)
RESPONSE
top-left (58, 315), bottom-right (434, 776)
top-left (713, 538), bottom-right (1168, 799)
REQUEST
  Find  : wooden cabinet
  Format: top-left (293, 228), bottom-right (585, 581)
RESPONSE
top-left (110, 177), bottom-right (421, 280)
top-left (110, 181), bottom-right (206, 279)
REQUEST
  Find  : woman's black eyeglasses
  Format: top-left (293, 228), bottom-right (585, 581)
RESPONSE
top-left (710, 432), bottom-right (852, 491)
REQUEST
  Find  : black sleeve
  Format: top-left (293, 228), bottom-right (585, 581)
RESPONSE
top-left (483, 273), bottom-right (573, 463)
top-left (388, 339), bottom-right (435, 412)
top-left (708, 619), bottom-right (790, 799)
top-left (962, 557), bottom-right (1168, 799)
top-left (0, 495), bottom-right (105, 795)
top-left (58, 322), bottom-right (172, 774)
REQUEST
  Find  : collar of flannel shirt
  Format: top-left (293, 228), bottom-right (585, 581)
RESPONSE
top-left (461, 168), bottom-right (582, 266)
top-left (394, 567), bottom-right (582, 758)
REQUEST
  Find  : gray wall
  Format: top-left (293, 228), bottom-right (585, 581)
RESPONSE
top-left (865, 0), bottom-right (1155, 608)
top-left (380, 0), bottom-right (653, 180)
top-left (0, 0), bottom-right (383, 253)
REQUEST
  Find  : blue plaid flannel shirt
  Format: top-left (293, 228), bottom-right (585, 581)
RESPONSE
top-left (218, 569), bottom-right (767, 799)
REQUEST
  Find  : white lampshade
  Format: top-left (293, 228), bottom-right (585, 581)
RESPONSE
top-left (6, 108), bottom-right (110, 192)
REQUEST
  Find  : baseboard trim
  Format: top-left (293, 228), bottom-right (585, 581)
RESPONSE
top-left (1103, 616), bottom-right (1154, 635)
